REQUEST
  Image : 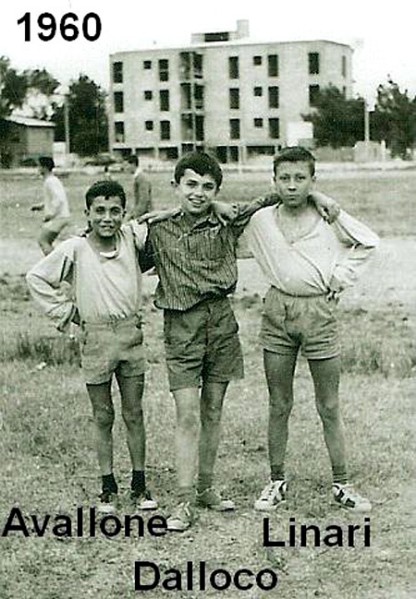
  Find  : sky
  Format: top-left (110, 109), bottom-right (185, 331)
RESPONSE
top-left (1, 0), bottom-right (415, 105)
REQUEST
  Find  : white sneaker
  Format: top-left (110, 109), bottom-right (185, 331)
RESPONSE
top-left (333, 483), bottom-right (372, 512)
top-left (254, 480), bottom-right (287, 511)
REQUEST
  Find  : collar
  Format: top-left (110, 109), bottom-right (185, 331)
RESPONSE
top-left (178, 208), bottom-right (219, 229)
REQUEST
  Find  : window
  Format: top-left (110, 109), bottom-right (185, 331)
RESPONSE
top-left (145, 121), bottom-right (154, 131)
top-left (268, 118), bottom-right (280, 139)
top-left (268, 54), bottom-right (279, 77)
top-left (253, 55), bottom-right (262, 66)
top-left (159, 59), bottom-right (169, 82)
top-left (229, 56), bottom-right (239, 79)
top-left (143, 60), bottom-right (152, 70)
top-left (114, 91), bottom-right (124, 113)
top-left (229, 88), bottom-right (240, 110)
top-left (144, 90), bottom-right (153, 100)
top-left (114, 122), bottom-right (124, 142)
top-left (254, 118), bottom-right (263, 128)
top-left (160, 120), bottom-right (171, 140)
top-left (230, 119), bottom-right (240, 139)
top-left (268, 86), bottom-right (279, 108)
top-left (342, 55), bottom-right (347, 77)
top-left (309, 84), bottom-right (320, 106)
top-left (205, 31), bottom-right (229, 42)
top-left (308, 52), bottom-right (320, 75)
top-left (113, 61), bottom-right (123, 84)
top-left (160, 90), bottom-right (170, 111)
top-left (254, 86), bottom-right (263, 97)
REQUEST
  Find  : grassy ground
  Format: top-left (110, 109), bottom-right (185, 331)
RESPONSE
top-left (0, 171), bottom-right (415, 598)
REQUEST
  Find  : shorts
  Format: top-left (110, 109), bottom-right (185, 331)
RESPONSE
top-left (79, 315), bottom-right (145, 385)
top-left (163, 296), bottom-right (244, 391)
top-left (259, 287), bottom-right (340, 360)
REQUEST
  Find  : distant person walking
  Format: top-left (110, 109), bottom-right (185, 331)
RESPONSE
top-left (31, 156), bottom-right (71, 255)
top-left (129, 155), bottom-right (153, 218)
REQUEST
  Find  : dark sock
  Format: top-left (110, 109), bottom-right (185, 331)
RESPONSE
top-left (102, 473), bottom-right (118, 494)
top-left (271, 465), bottom-right (285, 482)
top-left (131, 470), bottom-right (145, 493)
top-left (332, 466), bottom-right (348, 485)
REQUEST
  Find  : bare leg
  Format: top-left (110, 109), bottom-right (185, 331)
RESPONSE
top-left (86, 381), bottom-right (115, 476)
top-left (308, 357), bottom-right (346, 476)
top-left (198, 382), bottom-right (228, 487)
top-left (116, 373), bottom-right (145, 471)
top-left (263, 350), bottom-right (298, 476)
top-left (171, 387), bottom-right (200, 493)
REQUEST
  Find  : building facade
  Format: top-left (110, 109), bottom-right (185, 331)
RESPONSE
top-left (109, 21), bottom-right (353, 162)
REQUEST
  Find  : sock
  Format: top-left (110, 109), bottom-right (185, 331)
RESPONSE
top-left (197, 473), bottom-right (213, 494)
top-left (270, 465), bottom-right (285, 482)
top-left (131, 470), bottom-right (145, 493)
top-left (332, 466), bottom-right (348, 486)
top-left (177, 486), bottom-right (195, 504)
top-left (102, 473), bottom-right (118, 494)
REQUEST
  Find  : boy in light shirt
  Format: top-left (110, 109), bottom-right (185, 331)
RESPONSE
top-left (26, 180), bottom-right (157, 513)
top-left (242, 147), bottom-right (379, 512)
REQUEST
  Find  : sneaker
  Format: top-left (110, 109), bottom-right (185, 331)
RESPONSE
top-left (196, 488), bottom-right (235, 511)
top-left (332, 484), bottom-right (372, 512)
top-left (166, 502), bottom-right (195, 532)
top-left (97, 490), bottom-right (118, 514)
top-left (254, 480), bottom-right (287, 511)
top-left (130, 489), bottom-right (158, 510)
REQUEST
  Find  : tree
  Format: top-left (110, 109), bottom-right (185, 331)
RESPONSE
top-left (372, 78), bottom-right (416, 159)
top-left (0, 57), bottom-right (59, 119)
top-left (52, 75), bottom-right (108, 156)
top-left (303, 85), bottom-right (365, 148)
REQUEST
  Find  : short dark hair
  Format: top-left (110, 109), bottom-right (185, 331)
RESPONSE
top-left (85, 180), bottom-right (127, 209)
top-left (273, 146), bottom-right (316, 177)
top-left (38, 156), bottom-right (55, 171)
top-left (174, 151), bottom-right (223, 189)
top-left (128, 155), bottom-right (139, 166)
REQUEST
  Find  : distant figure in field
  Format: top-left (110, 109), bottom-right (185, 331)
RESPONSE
top-left (31, 156), bottom-right (71, 255)
top-left (129, 155), bottom-right (153, 218)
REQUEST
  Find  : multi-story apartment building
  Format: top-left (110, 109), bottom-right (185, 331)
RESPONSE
top-left (109, 20), bottom-right (353, 162)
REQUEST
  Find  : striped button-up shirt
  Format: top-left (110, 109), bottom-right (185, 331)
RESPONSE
top-left (146, 209), bottom-right (250, 311)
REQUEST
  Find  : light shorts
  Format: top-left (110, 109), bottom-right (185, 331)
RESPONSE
top-left (79, 315), bottom-right (145, 385)
top-left (260, 286), bottom-right (340, 360)
top-left (163, 296), bottom-right (244, 391)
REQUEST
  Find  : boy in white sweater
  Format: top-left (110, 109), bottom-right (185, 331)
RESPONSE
top-left (243, 147), bottom-right (379, 513)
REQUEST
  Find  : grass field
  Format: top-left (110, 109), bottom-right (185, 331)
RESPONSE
top-left (0, 169), bottom-right (415, 598)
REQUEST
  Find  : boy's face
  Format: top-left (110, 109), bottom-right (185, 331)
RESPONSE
top-left (85, 196), bottom-right (125, 238)
top-left (174, 168), bottom-right (218, 217)
top-left (273, 161), bottom-right (315, 209)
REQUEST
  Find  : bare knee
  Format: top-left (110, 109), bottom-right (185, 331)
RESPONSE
top-left (201, 403), bottom-right (223, 427)
top-left (178, 406), bottom-right (199, 432)
top-left (269, 393), bottom-right (293, 420)
top-left (316, 400), bottom-right (340, 425)
top-left (122, 404), bottom-right (143, 429)
top-left (94, 405), bottom-right (115, 431)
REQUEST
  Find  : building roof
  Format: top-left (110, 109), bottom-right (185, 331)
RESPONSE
top-left (5, 115), bottom-right (55, 128)
top-left (111, 38), bottom-right (352, 58)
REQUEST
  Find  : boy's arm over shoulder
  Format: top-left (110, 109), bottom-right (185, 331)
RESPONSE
top-left (26, 237), bottom-right (80, 331)
top-left (330, 210), bottom-right (380, 292)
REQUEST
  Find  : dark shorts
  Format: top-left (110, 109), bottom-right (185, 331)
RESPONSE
top-left (260, 287), bottom-right (340, 360)
top-left (163, 297), bottom-right (244, 391)
top-left (80, 315), bottom-right (145, 385)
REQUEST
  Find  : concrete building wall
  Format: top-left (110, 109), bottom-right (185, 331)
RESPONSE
top-left (109, 36), bottom-right (353, 162)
